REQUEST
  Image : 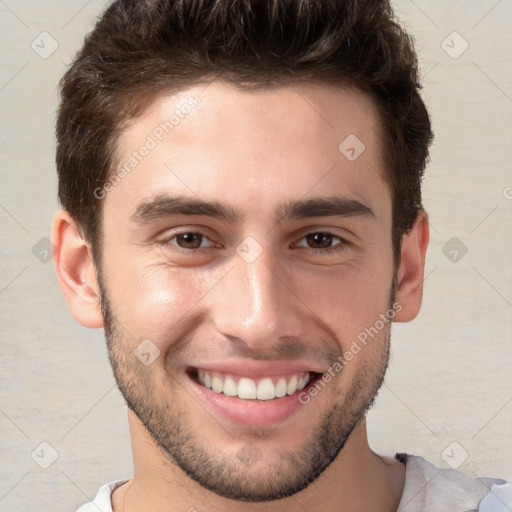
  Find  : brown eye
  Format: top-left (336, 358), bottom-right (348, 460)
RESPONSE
top-left (175, 233), bottom-right (203, 249)
top-left (294, 232), bottom-right (348, 254)
top-left (305, 233), bottom-right (335, 249)
top-left (168, 232), bottom-right (215, 251)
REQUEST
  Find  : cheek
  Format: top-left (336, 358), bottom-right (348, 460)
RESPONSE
top-left (106, 262), bottom-right (214, 346)
top-left (294, 261), bottom-right (393, 339)
top-left (317, 274), bottom-right (393, 381)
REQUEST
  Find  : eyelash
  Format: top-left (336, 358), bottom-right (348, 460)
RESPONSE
top-left (159, 231), bottom-right (349, 255)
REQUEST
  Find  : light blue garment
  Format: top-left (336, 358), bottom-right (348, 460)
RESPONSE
top-left (478, 483), bottom-right (512, 512)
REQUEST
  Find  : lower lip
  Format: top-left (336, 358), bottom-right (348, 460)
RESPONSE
top-left (188, 374), bottom-right (315, 427)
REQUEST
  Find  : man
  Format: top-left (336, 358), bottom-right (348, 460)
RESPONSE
top-left (52, 0), bottom-right (511, 510)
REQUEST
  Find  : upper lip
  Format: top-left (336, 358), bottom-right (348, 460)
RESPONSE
top-left (187, 360), bottom-right (323, 379)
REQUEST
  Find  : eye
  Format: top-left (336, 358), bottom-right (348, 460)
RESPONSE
top-left (167, 232), bottom-right (216, 251)
top-left (295, 232), bottom-right (347, 253)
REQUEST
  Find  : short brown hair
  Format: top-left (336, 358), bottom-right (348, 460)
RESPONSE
top-left (56, 0), bottom-right (433, 266)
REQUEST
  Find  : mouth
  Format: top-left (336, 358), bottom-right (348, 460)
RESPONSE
top-left (185, 366), bottom-right (325, 429)
top-left (188, 368), bottom-right (321, 401)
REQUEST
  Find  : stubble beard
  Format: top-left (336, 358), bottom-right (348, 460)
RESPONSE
top-left (97, 268), bottom-right (394, 502)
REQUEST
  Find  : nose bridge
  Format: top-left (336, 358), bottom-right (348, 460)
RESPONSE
top-left (242, 257), bottom-right (280, 331)
top-left (213, 247), bottom-right (302, 346)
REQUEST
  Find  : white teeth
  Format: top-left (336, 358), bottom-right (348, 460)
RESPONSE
top-left (211, 375), bottom-right (223, 393)
top-left (286, 375), bottom-right (298, 395)
top-left (275, 378), bottom-right (287, 398)
top-left (257, 378), bottom-right (275, 400)
top-left (196, 370), bottom-right (312, 400)
top-left (297, 375), bottom-right (309, 390)
top-left (238, 377), bottom-right (257, 399)
top-left (223, 376), bottom-right (238, 397)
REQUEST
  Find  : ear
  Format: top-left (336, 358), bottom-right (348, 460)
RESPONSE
top-left (393, 209), bottom-right (429, 323)
top-left (51, 210), bottom-right (104, 328)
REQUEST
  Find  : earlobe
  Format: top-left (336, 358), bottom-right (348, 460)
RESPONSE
top-left (393, 210), bottom-right (430, 323)
top-left (51, 210), bottom-right (104, 328)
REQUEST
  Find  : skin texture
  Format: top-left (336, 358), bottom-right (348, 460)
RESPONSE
top-left (52, 81), bottom-right (429, 512)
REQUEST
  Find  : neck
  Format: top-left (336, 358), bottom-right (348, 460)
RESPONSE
top-left (112, 411), bottom-right (405, 512)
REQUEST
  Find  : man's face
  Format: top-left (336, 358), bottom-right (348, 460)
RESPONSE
top-left (98, 81), bottom-right (395, 501)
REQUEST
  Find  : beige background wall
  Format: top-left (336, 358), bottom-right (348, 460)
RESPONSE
top-left (0, 1), bottom-right (511, 510)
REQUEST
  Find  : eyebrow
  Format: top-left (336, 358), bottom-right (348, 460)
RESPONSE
top-left (130, 194), bottom-right (374, 225)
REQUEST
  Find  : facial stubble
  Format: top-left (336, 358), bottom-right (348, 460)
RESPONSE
top-left (97, 266), bottom-right (393, 502)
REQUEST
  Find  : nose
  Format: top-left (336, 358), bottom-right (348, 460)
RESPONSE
top-left (211, 245), bottom-right (306, 351)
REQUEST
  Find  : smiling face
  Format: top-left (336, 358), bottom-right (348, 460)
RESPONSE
top-left (76, 81), bottom-right (410, 500)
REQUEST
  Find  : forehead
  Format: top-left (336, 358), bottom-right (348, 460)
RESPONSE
top-left (106, 80), bottom-right (389, 224)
